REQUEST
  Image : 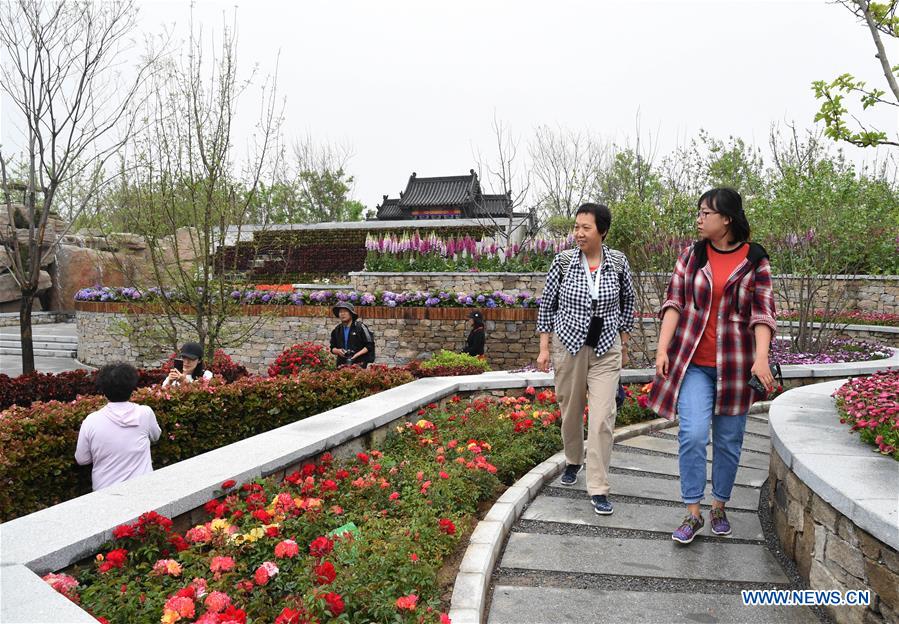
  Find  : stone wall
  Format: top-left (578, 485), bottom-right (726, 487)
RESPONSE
top-left (75, 305), bottom-right (540, 373)
top-left (350, 272), bottom-right (899, 316)
top-left (770, 451), bottom-right (899, 624)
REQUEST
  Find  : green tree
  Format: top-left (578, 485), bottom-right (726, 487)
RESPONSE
top-left (812, 0), bottom-right (899, 147)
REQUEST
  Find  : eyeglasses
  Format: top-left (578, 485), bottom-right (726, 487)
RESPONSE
top-left (697, 209), bottom-right (719, 221)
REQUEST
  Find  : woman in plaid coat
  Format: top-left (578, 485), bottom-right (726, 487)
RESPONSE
top-left (648, 188), bottom-right (777, 544)
top-left (536, 203), bottom-right (637, 516)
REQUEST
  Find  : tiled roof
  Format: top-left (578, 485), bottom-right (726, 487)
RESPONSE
top-left (376, 198), bottom-right (404, 220)
top-left (398, 171), bottom-right (477, 207)
top-left (470, 193), bottom-right (513, 217)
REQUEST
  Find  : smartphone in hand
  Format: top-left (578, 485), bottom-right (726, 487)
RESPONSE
top-left (173, 359), bottom-right (183, 372)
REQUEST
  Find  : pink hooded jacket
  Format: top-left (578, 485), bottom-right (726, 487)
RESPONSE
top-left (75, 402), bottom-right (161, 490)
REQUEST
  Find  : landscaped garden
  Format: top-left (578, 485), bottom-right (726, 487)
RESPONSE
top-left (40, 387), bottom-right (659, 623)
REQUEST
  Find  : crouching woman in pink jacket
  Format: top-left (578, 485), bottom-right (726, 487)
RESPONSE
top-left (76, 363), bottom-right (161, 491)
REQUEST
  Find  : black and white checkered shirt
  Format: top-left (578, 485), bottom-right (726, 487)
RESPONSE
top-left (536, 245), bottom-right (637, 356)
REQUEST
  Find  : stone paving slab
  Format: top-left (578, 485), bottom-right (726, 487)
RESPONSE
top-left (744, 419), bottom-right (771, 437)
top-left (660, 429), bottom-right (772, 454)
top-left (610, 451), bottom-right (768, 487)
top-left (550, 472), bottom-right (760, 511)
top-left (488, 586), bottom-right (818, 624)
top-left (500, 533), bottom-right (789, 583)
top-left (618, 437), bottom-right (769, 470)
top-left (522, 495), bottom-right (765, 540)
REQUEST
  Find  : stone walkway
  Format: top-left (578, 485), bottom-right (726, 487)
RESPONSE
top-left (487, 409), bottom-right (821, 624)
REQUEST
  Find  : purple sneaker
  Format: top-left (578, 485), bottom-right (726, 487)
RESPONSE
top-left (710, 508), bottom-right (732, 536)
top-left (672, 513), bottom-right (704, 544)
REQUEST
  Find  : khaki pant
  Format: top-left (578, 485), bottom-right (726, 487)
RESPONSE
top-left (552, 334), bottom-right (622, 496)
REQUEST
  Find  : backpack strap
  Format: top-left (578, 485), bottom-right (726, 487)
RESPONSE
top-left (356, 320), bottom-right (373, 345)
top-left (552, 249), bottom-right (579, 312)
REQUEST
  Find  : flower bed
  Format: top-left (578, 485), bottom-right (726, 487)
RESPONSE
top-left (833, 370), bottom-right (899, 459)
top-left (770, 338), bottom-right (893, 365)
top-left (779, 310), bottom-right (899, 327)
top-left (364, 231), bottom-right (573, 272)
top-left (0, 351), bottom-right (249, 412)
top-left (47, 390), bottom-right (569, 623)
top-left (74, 285), bottom-right (541, 309)
top-left (0, 367), bottom-right (413, 522)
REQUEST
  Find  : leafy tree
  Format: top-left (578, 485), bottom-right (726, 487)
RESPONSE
top-left (812, 0), bottom-right (899, 147)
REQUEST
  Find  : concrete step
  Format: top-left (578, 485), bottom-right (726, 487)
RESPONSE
top-left (610, 451), bottom-right (769, 488)
top-left (0, 334), bottom-right (77, 344)
top-left (500, 533), bottom-right (789, 583)
top-left (0, 347), bottom-right (76, 358)
top-left (489, 587), bottom-right (818, 624)
top-left (0, 340), bottom-right (78, 351)
top-left (617, 436), bottom-right (769, 470)
top-left (522, 495), bottom-right (765, 540)
top-left (549, 472), bottom-right (760, 511)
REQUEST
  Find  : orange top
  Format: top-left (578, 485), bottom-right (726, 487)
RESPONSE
top-left (691, 242), bottom-right (749, 367)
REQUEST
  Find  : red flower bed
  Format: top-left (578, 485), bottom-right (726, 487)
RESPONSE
top-left (833, 370), bottom-right (899, 459)
top-left (49, 390), bottom-right (564, 622)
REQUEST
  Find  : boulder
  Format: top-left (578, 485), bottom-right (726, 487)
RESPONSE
top-left (0, 269), bottom-right (52, 303)
top-left (49, 244), bottom-right (136, 312)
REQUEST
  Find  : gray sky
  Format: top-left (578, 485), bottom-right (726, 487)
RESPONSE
top-left (3, 0), bottom-right (897, 209)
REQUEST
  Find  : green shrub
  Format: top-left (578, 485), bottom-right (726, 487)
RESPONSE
top-left (0, 366), bottom-right (413, 522)
top-left (419, 350), bottom-right (490, 371)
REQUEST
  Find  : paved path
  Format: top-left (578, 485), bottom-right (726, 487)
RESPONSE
top-left (487, 409), bottom-right (821, 624)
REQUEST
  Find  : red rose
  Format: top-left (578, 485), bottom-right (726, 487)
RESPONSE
top-left (265, 526), bottom-right (280, 538)
top-left (221, 479), bottom-right (237, 489)
top-left (112, 524), bottom-right (135, 540)
top-left (356, 452), bottom-right (370, 464)
top-left (438, 519), bottom-right (456, 535)
top-left (323, 592), bottom-right (345, 617)
top-left (275, 608), bottom-right (302, 624)
top-left (309, 536), bottom-right (334, 558)
top-left (314, 560), bottom-right (336, 585)
top-left (252, 509), bottom-right (272, 523)
top-left (221, 605), bottom-right (247, 623)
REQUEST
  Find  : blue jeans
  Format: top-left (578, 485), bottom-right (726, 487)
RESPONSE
top-left (676, 364), bottom-right (747, 504)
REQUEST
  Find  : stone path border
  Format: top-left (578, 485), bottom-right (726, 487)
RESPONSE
top-left (769, 381), bottom-right (898, 550)
top-left (447, 415), bottom-right (677, 623)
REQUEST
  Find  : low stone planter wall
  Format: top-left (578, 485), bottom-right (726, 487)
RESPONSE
top-left (0, 371), bottom-right (556, 623)
top-left (74, 302), bottom-right (540, 373)
top-left (769, 382), bottom-right (899, 624)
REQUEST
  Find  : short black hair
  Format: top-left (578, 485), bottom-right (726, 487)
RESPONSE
top-left (96, 363), bottom-right (139, 402)
top-left (698, 187), bottom-right (751, 244)
top-left (575, 203), bottom-right (612, 236)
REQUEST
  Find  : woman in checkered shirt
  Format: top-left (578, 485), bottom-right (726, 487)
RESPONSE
top-left (648, 188), bottom-right (777, 544)
top-left (536, 203), bottom-right (637, 516)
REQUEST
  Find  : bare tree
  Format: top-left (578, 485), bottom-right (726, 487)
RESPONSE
top-left (0, 0), bottom-right (151, 374)
top-left (529, 125), bottom-right (608, 224)
top-left (114, 15), bottom-right (283, 361)
top-left (473, 114), bottom-right (534, 249)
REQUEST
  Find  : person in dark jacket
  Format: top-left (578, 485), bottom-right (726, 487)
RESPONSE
top-left (462, 310), bottom-right (485, 357)
top-left (329, 302), bottom-right (374, 368)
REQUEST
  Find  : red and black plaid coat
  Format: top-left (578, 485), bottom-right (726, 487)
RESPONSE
top-left (648, 241), bottom-right (777, 420)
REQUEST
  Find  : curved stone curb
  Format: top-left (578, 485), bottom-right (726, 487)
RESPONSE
top-left (769, 381), bottom-right (898, 550)
top-left (447, 416), bottom-right (677, 624)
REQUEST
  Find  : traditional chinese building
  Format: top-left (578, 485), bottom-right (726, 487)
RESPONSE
top-left (375, 170), bottom-right (528, 221)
